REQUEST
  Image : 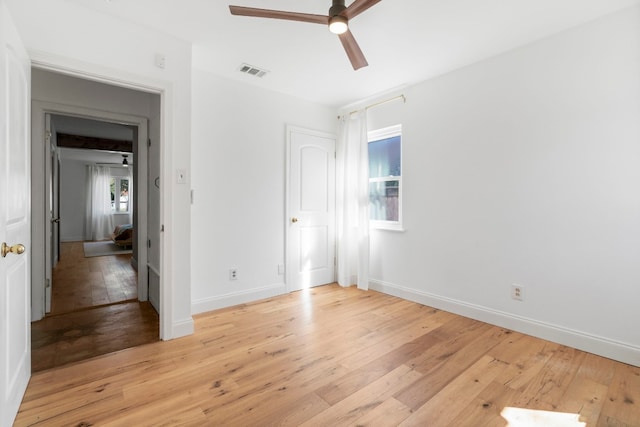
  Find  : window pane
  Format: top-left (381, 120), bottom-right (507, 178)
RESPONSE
top-left (119, 179), bottom-right (129, 212)
top-left (110, 178), bottom-right (116, 211)
top-left (369, 135), bottom-right (401, 178)
top-left (370, 180), bottom-right (399, 221)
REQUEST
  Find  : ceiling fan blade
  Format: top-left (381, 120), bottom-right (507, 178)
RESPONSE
top-left (344, 0), bottom-right (382, 20)
top-left (338, 29), bottom-right (368, 70)
top-left (229, 6), bottom-right (328, 25)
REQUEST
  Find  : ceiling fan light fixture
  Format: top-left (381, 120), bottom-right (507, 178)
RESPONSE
top-left (329, 15), bottom-right (348, 35)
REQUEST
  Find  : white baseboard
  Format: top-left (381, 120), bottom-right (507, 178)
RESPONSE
top-left (61, 236), bottom-right (83, 242)
top-left (192, 283), bottom-right (287, 315)
top-left (169, 317), bottom-right (194, 340)
top-left (369, 279), bottom-right (640, 367)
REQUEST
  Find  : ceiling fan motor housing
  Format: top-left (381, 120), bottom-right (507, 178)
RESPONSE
top-left (329, 0), bottom-right (347, 17)
top-left (229, 0), bottom-right (381, 70)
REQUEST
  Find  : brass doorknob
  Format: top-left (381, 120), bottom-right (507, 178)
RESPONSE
top-left (291, 217), bottom-right (298, 223)
top-left (1, 243), bottom-right (26, 258)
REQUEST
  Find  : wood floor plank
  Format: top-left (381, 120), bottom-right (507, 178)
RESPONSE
top-left (447, 380), bottom-right (519, 427)
top-left (597, 363), bottom-right (640, 426)
top-left (556, 376), bottom-right (609, 425)
top-left (347, 397), bottom-right (413, 427)
top-left (395, 324), bottom-right (510, 411)
top-left (335, 305), bottom-right (446, 371)
top-left (492, 334), bottom-right (559, 392)
top-left (407, 317), bottom-right (494, 375)
top-left (100, 392), bottom-right (208, 426)
top-left (32, 241), bottom-right (157, 372)
top-left (300, 364), bottom-right (422, 426)
top-left (316, 329), bottom-right (443, 406)
top-left (511, 344), bottom-right (587, 412)
top-left (398, 355), bottom-right (509, 426)
top-left (31, 301), bottom-right (158, 372)
top-left (15, 284), bottom-right (640, 426)
top-left (260, 392), bottom-right (331, 427)
top-left (577, 352), bottom-right (618, 386)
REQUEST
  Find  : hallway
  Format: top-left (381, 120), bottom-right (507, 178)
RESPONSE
top-left (31, 242), bottom-right (158, 372)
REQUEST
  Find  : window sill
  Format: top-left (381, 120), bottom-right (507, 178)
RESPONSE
top-left (370, 222), bottom-right (405, 232)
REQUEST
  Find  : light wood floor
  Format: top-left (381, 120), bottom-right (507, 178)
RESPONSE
top-left (17, 284), bottom-right (639, 426)
top-left (31, 241), bottom-right (158, 372)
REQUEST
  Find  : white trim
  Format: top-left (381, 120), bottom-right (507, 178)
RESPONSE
top-left (285, 125), bottom-right (337, 292)
top-left (192, 283), bottom-right (287, 315)
top-left (29, 50), bottom-right (166, 94)
top-left (370, 222), bottom-right (405, 232)
top-left (60, 236), bottom-right (84, 242)
top-left (26, 51), bottom-right (181, 340)
top-left (171, 317), bottom-right (195, 338)
top-left (367, 124), bottom-right (402, 142)
top-left (148, 263), bottom-right (161, 277)
top-left (369, 279), bottom-right (640, 367)
top-left (368, 124), bottom-right (403, 230)
top-left (31, 100), bottom-right (150, 314)
top-left (147, 263), bottom-right (160, 314)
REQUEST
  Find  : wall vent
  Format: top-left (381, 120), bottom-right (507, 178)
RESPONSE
top-left (238, 63), bottom-right (269, 78)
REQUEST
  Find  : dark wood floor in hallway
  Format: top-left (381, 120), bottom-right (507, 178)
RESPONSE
top-left (51, 241), bottom-right (137, 314)
top-left (31, 241), bottom-right (158, 372)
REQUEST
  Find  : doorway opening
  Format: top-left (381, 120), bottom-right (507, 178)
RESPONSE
top-left (30, 69), bottom-right (162, 371)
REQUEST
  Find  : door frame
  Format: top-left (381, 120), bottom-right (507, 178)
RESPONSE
top-left (31, 101), bottom-right (149, 320)
top-left (285, 125), bottom-right (337, 292)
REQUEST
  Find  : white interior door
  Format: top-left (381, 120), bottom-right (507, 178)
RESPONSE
top-left (286, 126), bottom-right (336, 291)
top-left (0, 2), bottom-right (31, 425)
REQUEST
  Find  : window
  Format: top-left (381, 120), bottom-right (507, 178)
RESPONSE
top-left (368, 124), bottom-right (402, 230)
top-left (110, 176), bottom-right (130, 213)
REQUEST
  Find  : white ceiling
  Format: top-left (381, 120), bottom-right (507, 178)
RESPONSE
top-left (69, 0), bottom-right (639, 107)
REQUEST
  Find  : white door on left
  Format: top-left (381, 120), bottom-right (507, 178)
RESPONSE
top-left (0, 2), bottom-right (31, 425)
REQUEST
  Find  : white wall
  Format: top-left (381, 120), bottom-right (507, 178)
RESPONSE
top-left (59, 160), bottom-right (132, 242)
top-left (9, 0), bottom-right (193, 338)
top-left (190, 70), bottom-right (335, 312)
top-left (365, 6), bottom-right (640, 365)
top-left (59, 159), bottom-right (85, 242)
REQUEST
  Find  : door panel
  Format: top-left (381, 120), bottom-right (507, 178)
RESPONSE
top-left (287, 127), bottom-right (335, 291)
top-left (300, 226), bottom-right (329, 271)
top-left (0, 2), bottom-right (31, 424)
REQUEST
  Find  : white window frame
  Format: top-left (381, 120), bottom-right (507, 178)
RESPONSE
top-left (111, 176), bottom-right (131, 214)
top-left (368, 124), bottom-right (403, 231)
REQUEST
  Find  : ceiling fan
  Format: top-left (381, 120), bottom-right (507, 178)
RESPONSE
top-left (229, 0), bottom-right (382, 70)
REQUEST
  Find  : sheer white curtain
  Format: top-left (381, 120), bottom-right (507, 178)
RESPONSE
top-left (336, 110), bottom-right (370, 290)
top-left (125, 166), bottom-right (133, 225)
top-left (84, 165), bottom-right (114, 241)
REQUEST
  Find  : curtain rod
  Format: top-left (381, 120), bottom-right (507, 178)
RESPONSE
top-left (339, 94), bottom-right (406, 119)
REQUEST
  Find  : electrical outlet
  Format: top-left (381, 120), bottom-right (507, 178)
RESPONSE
top-left (229, 269), bottom-right (238, 280)
top-left (511, 284), bottom-right (524, 301)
